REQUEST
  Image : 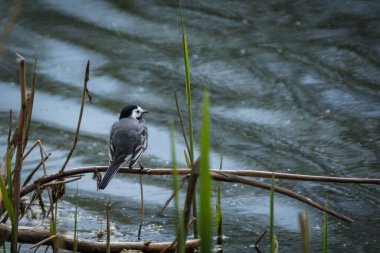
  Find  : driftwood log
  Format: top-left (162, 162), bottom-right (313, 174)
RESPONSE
top-left (0, 224), bottom-right (200, 252)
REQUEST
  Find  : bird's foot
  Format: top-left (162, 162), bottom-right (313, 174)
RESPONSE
top-left (139, 162), bottom-right (151, 174)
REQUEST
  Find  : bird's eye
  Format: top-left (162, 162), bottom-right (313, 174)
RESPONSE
top-left (137, 110), bottom-right (140, 113)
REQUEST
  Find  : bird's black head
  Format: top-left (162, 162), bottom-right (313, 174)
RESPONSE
top-left (119, 105), bottom-right (148, 120)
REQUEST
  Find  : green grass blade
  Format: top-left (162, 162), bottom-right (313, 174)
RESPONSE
top-left (269, 172), bottom-right (275, 253)
top-left (170, 122), bottom-right (185, 253)
top-left (6, 146), bottom-right (12, 200)
top-left (0, 146), bottom-right (15, 224)
top-left (199, 91), bottom-right (212, 253)
top-left (184, 150), bottom-right (191, 168)
top-left (323, 196), bottom-right (328, 253)
top-left (179, 0), bottom-right (194, 163)
top-left (216, 139), bottom-right (224, 245)
top-left (179, 2), bottom-right (197, 238)
top-left (0, 173), bottom-right (15, 224)
top-left (299, 209), bottom-right (310, 253)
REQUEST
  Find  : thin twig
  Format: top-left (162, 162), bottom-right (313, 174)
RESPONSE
top-left (254, 229), bottom-right (267, 246)
top-left (174, 91), bottom-right (192, 165)
top-left (30, 234), bottom-right (58, 249)
top-left (158, 175), bottom-right (189, 214)
top-left (137, 174), bottom-right (144, 240)
top-left (22, 153), bottom-right (51, 187)
top-left (106, 197), bottom-right (112, 253)
top-left (22, 140), bottom-right (48, 176)
top-left (40, 177), bottom-right (81, 188)
top-left (59, 60), bottom-right (90, 173)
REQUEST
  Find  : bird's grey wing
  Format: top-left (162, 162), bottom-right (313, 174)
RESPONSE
top-left (108, 122), bottom-right (118, 164)
top-left (128, 125), bottom-right (148, 168)
top-left (142, 124), bottom-right (148, 151)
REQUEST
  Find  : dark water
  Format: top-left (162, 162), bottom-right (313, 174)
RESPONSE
top-left (1, 0), bottom-right (379, 252)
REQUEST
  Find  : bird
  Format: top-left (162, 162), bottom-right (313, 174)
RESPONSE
top-left (98, 105), bottom-right (148, 190)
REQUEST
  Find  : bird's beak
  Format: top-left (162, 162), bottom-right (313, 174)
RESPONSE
top-left (142, 111), bottom-right (149, 115)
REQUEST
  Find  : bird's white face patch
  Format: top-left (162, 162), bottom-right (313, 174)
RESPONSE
top-left (131, 106), bottom-right (144, 119)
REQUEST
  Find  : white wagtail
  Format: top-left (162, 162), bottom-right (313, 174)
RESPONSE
top-left (99, 105), bottom-right (148, 190)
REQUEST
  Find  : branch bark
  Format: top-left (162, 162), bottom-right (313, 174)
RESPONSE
top-left (0, 224), bottom-right (200, 253)
top-left (20, 166), bottom-right (379, 201)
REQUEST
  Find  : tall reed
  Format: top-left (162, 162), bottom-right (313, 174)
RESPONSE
top-left (179, 1), bottom-right (198, 238)
top-left (216, 140), bottom-right (224, 247)
top-left (199, 92), bottom-right (212, 253)
top-left (322, 196), bottom-right (328, 253)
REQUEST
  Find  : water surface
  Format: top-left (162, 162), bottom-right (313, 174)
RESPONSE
top-left (0, 0), bottom-right (379, 252)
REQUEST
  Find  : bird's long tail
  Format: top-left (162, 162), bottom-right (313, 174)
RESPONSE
top-left (99, 159), bottom-right (124, 190)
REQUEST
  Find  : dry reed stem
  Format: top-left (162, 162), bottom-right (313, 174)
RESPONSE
top-left (137, 174), bottom-right (144, 240)
top-left (181, 159), bottom-right (199, 239)
top-left (11, 57), bottom-right (28, 252)
top-left (106, 197), bottom-right (112, 253)
top-left (22, 140), bottom-right (48, 175)
top-left (22, 58), bottom-right (37, 152)
top-left (30, 234), bottom-right (58, 249)
top-left (298, 213), bottom-right (309, 253)
top-left (59, 60), bottom-right (91, 173)
top-left (40, 177), bottom-right (81, 188)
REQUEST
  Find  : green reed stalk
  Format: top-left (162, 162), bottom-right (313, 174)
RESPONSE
top-left (180, 1), bottom-right (198, 238)
top-left (50, 202), bottom-right (58, 253)
top-left (199, 91), bottom-right (212, 253)
top-left (323, 196), bottom-right (328, 253)
top-left (305, 209), bottom-right (310, 253)
top-left (0, 146), bottom-right (16, 229)
top-left (0, 147), bottom-right (16, 250)
top-left (299, 209), bottom-right (310, 253)
top-left (216, 139), bottom-right (224, 246)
